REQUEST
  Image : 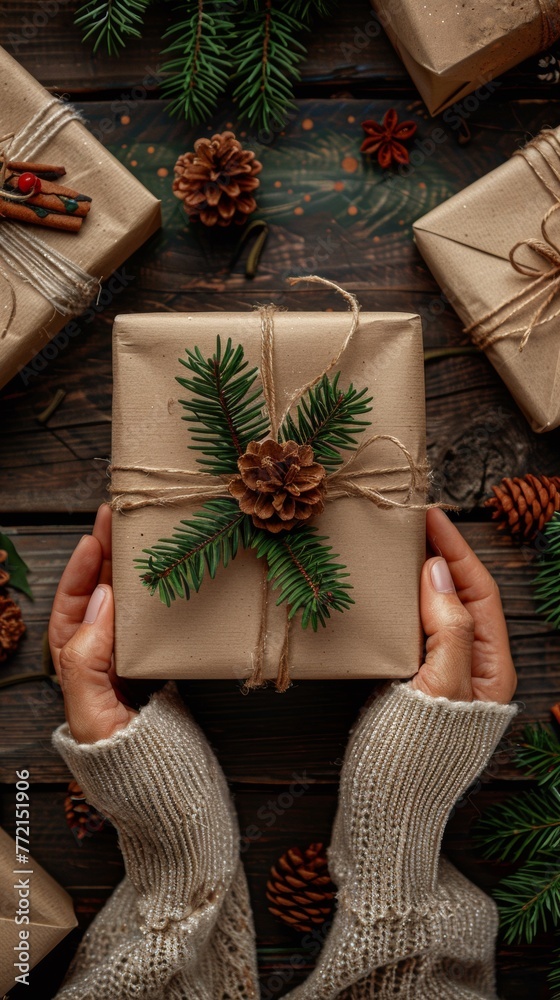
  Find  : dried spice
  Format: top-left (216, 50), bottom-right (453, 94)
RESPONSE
top-left (0, 593), bottom-right (25, 662)
top-left (360, 109), bottom-right (417, 168)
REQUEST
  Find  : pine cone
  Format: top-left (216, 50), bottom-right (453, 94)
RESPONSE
top-left (484, 474), bottom-right (560, 541)
top-left (0, 593), bottom-right (25, 662)
top-left (64, 780), bottom-right (106, 842)
top-left (0, 549), bottom-right (10, 588)
top-left (266, 843), bottom-right (335, 933)
top-left (172, 131), bottom-right (262, 227)
top-left (228, 439), bottom-right (327, 533)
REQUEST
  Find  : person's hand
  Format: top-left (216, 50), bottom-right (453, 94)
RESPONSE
top-left (49, 504), bottom-right (137, 744)
top-left (411, 507), bottom-right (517, 705)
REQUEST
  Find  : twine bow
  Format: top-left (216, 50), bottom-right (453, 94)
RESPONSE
top-left (467, 129), bottom-right (560, 352)
top-left (110, 276), bottom-right (444, 690)
top-left (0, 99), bottom-right (98, 339)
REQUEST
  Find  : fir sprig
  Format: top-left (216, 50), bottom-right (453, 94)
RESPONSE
top-left (161, 1), bottom-right (234, 124)
top-left (476, 785), bottom-right (560, 861)
top-left (253, 526), bottom-right (354, 629)
top-left (550, 949), bottom-right (560, 999)
top-left (517, 723), bottom-right (560, 787)
top-left (281, 372), bottom-right (372, 472)
top-left (75, 0), bottom-right (151, 55)
top-left (138, 336), bottom-right (371, 630)
top-left (492, 861), bottom-right (560, 944)
top-left (535, 511), bottom-right (560, 629)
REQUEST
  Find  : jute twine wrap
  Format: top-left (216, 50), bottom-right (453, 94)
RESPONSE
top-left (0, 99), bottom-right (99, 339)
top-left (110, 276), bottom-right (439, 691)
top-left (467, 129), bottom-right (560, 352)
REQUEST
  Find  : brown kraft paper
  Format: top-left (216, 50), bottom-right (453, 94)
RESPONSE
top-left (370, 0), bottom-right (555, 116)
top-left (413, 128), bottom-right (560, 433)
top-left (0, 827), bottom-right (77, 994)
top-left (112, 310), bottom-right (426, 682)
top-left (0, 45), bottom-right (161, 389)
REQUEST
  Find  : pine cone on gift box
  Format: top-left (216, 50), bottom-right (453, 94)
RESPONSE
top-left (266, 843), bottom-right (336, 933)
top-left (484, 474), bottom-right (560, 542)
top-left (0, 593), bottom-right (25, 662)
top-left (229, 439), bottom-right (327, 533)
top-left (172, 131), bottom-right (262, 227)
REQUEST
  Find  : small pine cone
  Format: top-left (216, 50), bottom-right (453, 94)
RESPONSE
top-left (229, 439), bottom-right (327, 533)
top-left (172, 131), bottom-right (262, 227)
top-left (266, 843), bottom-right (335, 933)
top-left (484, 474), bottom-right (560, 541)
top-left (0, 549), bottom-right (10, 588)
top-left (64, 780), bottom-right (106, 842)
top-left (0, 593), bottom-right (25, 662)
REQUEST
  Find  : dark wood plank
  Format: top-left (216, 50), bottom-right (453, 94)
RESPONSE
top-left (0, 786), bottom-right (552, 998)
top-left (0, 524), bottom-right (557, 783)
top-left (2, 99), bottom-right (559, 512)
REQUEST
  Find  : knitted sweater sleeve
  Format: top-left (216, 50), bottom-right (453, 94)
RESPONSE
top-left (51, 683), bottom-right (258, 1000)
top-left (284, 681), bottom-right (518, 1000)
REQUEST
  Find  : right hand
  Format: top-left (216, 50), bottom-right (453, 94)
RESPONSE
top-left (411, 508), bottom-right (517, 705)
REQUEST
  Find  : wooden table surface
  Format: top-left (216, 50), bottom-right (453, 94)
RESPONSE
top-left (1, 3), bottom-right (559, 996)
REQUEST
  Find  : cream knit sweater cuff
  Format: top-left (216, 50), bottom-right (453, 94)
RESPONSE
top-left (52, 683), bottom-right (240, 931)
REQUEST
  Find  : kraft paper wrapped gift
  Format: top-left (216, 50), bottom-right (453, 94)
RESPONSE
top-left (414, 127), bottom-right (560, 433)
top-left (370, 0), bottom-right (560, 116)
top-left (0, 45), bottom-right (161, 389)
top-left (0, 827), bottom-right (77, 994)
top-left (111, 309), bottom-right (427, 682)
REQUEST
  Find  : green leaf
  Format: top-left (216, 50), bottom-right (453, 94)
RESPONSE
top-left (75, 0), bottom-right (150, 55)
top-left (0, 533), bottom-right (33, 600)
top-left (177, 335), bottom-right (270, 476)
top-left (161, 1), bottom-right (235, 124)
top-left (493, 860), bottom-right (560, 944)
top-left (252, 524), bottom-right (353, 630)
top-left (476, 785), bottom-right (560, 862)
top-left (136, 498), bottom-right (254, 605)
top-left (280, 372), bottom-right (372, 472)
top-left (535, 511), bottom-right (560, 629)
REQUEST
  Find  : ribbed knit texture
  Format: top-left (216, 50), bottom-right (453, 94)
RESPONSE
top-left (52, 681), bottom-right (517, 999)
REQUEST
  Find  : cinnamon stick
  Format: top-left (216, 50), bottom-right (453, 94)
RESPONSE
top-left (5, 177), bottom-right (91, 218)
top-left (0, 199), bottom-right (83, 232)
top-left (6, 160), bottom-right (66, 179)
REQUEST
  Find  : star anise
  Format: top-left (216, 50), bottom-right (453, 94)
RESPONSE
top-left (228, 439), bottom-right (327, 534)
top-left (360, 109), bottom-right (417, 168)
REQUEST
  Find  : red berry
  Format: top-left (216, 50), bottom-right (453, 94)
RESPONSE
top-left (17, 172), bottom-right (41, 195)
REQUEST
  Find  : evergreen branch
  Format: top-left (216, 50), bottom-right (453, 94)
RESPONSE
top-left (535, 511), bottom-right (560, 629)
top-left (476, 786), bottom-right (560, 862)
top-left (136, 498), bottom-right (254, 605)
top-left (75, 0), bottom-right (150, 54)
top-left (231, 1), bottom-right (307, 130)
top-left (161, 0), bottom-right (234, 124)
top-left (177, 336), bottom-right (270, 476)
top-left (516, 723), bottom-right (560, 787)
top-left (253, 525), bottom-right (354, 630)
top-left (550, 946), bottom-right (560, 999)
top-left (283, 0), bottom-right (339, 24)
top-left (280, 372), bottom-right (372, 472)
top-left (493, 860), bottom-right (560, 944)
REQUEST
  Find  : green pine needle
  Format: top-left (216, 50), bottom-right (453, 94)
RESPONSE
top-left (535, 511), bottom-right (560, 629)
top-left (136, 498), bottom-right (254, 605)
top-left (253, 526), bottom-right (354, 630)
top-left (516, 724), bottom-right (560, 787)
top-left (492, 861), bottom-right (560, 944)
top-left (75, 0), bottom-right (150, 54)
top-left (161, 1), bottom-right (234, 124)
top-left (280, 372), bottom-right (372, 472)
top-left (476, 785), bottom-right (560, 862)
top-left (176, 336), bottom-right (270, 476)
top-left (550, 947), bottom-right (560, 999)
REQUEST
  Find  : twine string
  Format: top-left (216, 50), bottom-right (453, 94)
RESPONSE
top-left (0, 99), bottom-right (97, 339)
top-left (467, 129), bottom-right (560, 351)
top-left (110, 277), bottom-right (434, 689)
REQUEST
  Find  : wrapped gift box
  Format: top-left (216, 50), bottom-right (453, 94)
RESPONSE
top-left (371, 0), bottom-right (558, 116)
top-left (111, 309), bottom-right (426, 682)
top-left (414, 127), bottom-right (560, 433)
top-left (0, 45), bottom-right (161, 389)
top-left (0, 827), bottom-right (77, 994)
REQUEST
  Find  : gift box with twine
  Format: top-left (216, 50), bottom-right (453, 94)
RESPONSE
top-left (414, 127), bottom-right (560, 433)
top-left (0, 827), bottom-right (77, 995)
top-left (0, 45), bottom-right (161, 388)
top-left (110, 278), bottom-right (430, 689)
top-left (370, 0), bottom-right (560, 116)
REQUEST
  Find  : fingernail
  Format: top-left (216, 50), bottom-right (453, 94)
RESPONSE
top-left (84, 586), bottom-right (107, 624)
top-left (431, 558), bottom-right (455, 594)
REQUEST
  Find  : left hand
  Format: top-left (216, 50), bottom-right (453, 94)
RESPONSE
top-left (49, 504), bottom-right (137, 743)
